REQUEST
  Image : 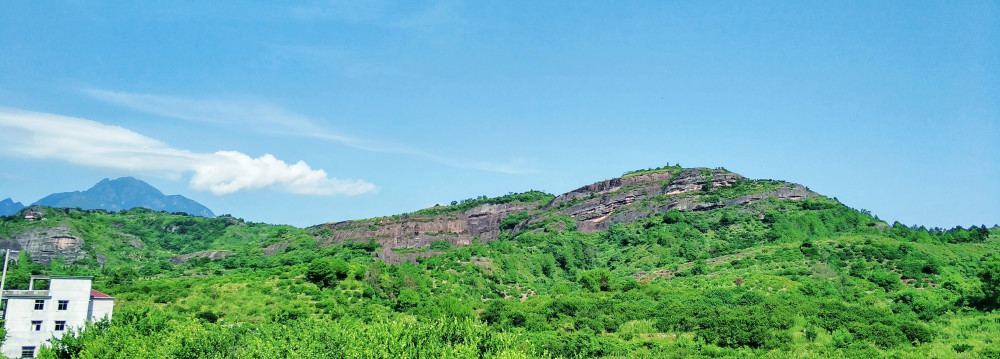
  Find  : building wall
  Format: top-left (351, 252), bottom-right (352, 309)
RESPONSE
top-left (2, 295), bottom-right (53, 358)
top-left (88, 298), bottom-right (114, 322)
top-left (46, 278), bottom-right (94, 331)
top-left (2, 277), bottom-right (112, 358)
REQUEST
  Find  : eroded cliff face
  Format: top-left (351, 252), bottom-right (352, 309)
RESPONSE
top-left (596, 182), bottom-right (817, 232)
top-left (312, 202), bottom-right (536, 250)
top-left (545, 168), bottom-right (748, 233)
top-left (0, 225), bottom-right (88, 264)
top-left (311, 168), bottom-right (820, 252)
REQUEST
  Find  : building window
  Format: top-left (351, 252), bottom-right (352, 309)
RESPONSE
top-left (34, 299), bottom-right (45, 310)
top-left (21, 346), bottom-right (36, 358)
top-left (31, 320), bottom-right (42, 331)
top-left (55, 321), bottom-right (66, 331)
top-left (58, 300), bottom-right (69, 310)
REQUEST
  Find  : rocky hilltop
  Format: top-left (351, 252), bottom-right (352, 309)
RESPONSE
top-left (0, 223), bottom-right (89, 264)
top-left (0, 166), bottom-right (820, 265)
top-left (311, 167), bottom-right (818, 251)
top-left (313, 202), bottom-right (539, 249)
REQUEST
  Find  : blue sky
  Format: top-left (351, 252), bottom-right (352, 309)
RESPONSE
top-left (0, 1), bottom-right (996, 228)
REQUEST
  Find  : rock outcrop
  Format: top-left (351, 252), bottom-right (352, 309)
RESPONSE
top-left (311, 168), bottom-right (821, 256)
top-left (313, 202), bottom-right (536, 250)
top-left (725, 185), bottom-right (815, 206)
top-left (0, 225), bottom-right (88, 264)
top-left (544, 168), bottom-right (747, 232)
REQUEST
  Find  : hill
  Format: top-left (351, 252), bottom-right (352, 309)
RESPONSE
top-left (0, 165), bottom-right (998, 358)
top-left (33, 177), bottom-right (215, 218)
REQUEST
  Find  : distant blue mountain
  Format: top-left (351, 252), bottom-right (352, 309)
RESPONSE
top-left (0, 198), bottom-right (25, 216)
top-left (33, 177), bottom-right (215, 218)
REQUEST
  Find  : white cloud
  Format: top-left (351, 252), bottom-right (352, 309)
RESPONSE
top-left (190, 151), bottom-right (374, 195)
top-left (0, 107), bottom-right (376, 196)
top-left (84, 89), bottom-right (536, 174)
top-left (83, 89), bottom-right (322, 134)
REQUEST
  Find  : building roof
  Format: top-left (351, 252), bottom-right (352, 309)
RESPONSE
top-left (2, 290), bottom-right (50, 298)
top-left (31, 275), bottom-right (95, 280)
top-left (90, 289), bottom-right (113, 299)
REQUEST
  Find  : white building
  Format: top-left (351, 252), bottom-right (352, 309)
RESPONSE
top-left (1, 276), bottom-right (113, 358)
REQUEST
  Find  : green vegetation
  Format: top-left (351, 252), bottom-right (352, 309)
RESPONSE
top-left (621, 164), bottom-right (684, 179)
top-left (413, 191), bottom-right (554, 217)
top-left (709, 179), bottom-right (795, 199)
top-left (1, 174), bottom-right (998, 358)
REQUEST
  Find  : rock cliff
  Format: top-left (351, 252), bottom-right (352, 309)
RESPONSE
top-left (312, 202), bottom-right (536, 249)
top-left (0, 224), bottom-right (88, 264)
top-left (312, 168), bottom-right (819, 252)
top-left (544, 168), bottom-right (746, 232)
top-left (3, 166), bottom-right (823, 265)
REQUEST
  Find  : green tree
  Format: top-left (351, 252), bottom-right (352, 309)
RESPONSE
top-left (306, 258), bottom-right (335, 287)
top-left (979, 254), bottom-right (1000, 309)
top-left (396, 289), bottom-right (420, 311)
top-left (429, 240), bottom-right (452, 251)
top-left (578, 268), bottom-right (614, 292)
top-left (663, 209), bottom-right (683, 224)
top-left (331, 258), bottom-right (350, 280)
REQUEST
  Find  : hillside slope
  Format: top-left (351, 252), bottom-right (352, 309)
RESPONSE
top-left (1, 165), bottom-right (998, 358)
top-left (311, 167), bottom-right (816, 251)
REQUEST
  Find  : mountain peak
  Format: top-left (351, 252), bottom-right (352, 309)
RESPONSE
top-left (33, 177), bottom-right (214, 217)
top-left (0, 197), bottom-right (25, 216)
top-left (89, 176), bottom-right (165, 197)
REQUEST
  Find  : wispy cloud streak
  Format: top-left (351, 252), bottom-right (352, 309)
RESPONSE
top-left (84, 89), bottom-right (534, 174)
top-left (0, 107), bottom-right (377, 196)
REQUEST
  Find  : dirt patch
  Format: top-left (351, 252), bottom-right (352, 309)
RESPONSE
top-left (633, 269), bottom-right (674, 283)
top-left (263, 242), bottom-right (290, 256)
top-left (170, 250), bottom-right (235, 264)
top-left (469, 257), bottom-right (496, 274)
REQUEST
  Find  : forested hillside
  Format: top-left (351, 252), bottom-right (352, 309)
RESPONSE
top-left (0, 167), bottom-right (997, 358)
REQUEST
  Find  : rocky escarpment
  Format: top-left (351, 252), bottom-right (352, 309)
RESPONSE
top-left (312, 167), bottom-right (820, 254)
top-left (599, 182), bottom-right (817, 232)
top-left (544, 168), bottom-right (747, 232)
top-left (0, 225), bottom-right (89, 264)
top-left (312, 202), bottom-right (537, 250)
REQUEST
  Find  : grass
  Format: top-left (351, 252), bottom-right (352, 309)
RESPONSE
top-left (621, 165), bottom-right (683, 179)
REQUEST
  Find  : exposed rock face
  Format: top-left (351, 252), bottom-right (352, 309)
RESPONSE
top-left (725, 185), bottom-right (815, 206)
top-left (312, 168), bottom-right (820, 255)
top-left (313, 202), bottom-right (535, 250)
top-left (169, 250), bottom-right (235, 264)
top-left (375, 249), bottom-right (443, 265)
top-left (0, 225), bottom-right (88, 264)
top-left (545, 168), bottom-right (745, 233)
top-left (263, 242), bottom-right (290, 256)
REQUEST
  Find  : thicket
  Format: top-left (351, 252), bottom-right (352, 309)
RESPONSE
top-left (413, 191), bottom-right (554, 217)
